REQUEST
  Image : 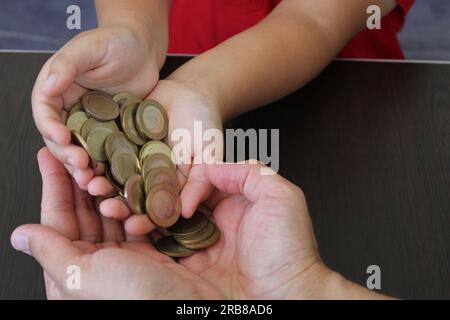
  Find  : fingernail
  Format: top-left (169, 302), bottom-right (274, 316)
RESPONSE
top-left (11, 233), bottom-right (31, 255)
top-left (41, 74), bottom-right (58, 92)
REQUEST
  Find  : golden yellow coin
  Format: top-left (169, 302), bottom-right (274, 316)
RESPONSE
top-left (104, 131), bottom-right (138, 162)
top-left (135, 100), bottom-right (168, 141)
top-left (177, 223), bottom-right (221, 250)
top-left (80, 118), bottom-right (118, 141)
top-left (71, 130), bottom-right (97, 168)
top-left (155, 236), bottom-right (196, 258)
top-left (113, 92), bottom-right (141, 107)
top-left (124, 175), bottom-right (145, 215)
top-left (66, 111), bottom-right (89, 134)
top-left (69, 101), bottom-right (83, 116)
top-left (142, 153), bottom-right (176, 179)
top-left (82, 91), bottom-right (120, 121)
top-left (168, 211), bottom-right (209, 237)
top-left (105, 165), bottom-right (123, 192)
top-left (139, 140), bottom-right (174, 164)
top-left (146, 184), bottom-right (181, 228)
top-left (86, 127), bottom-right (115, 162)
top-left (110, 148), bottom-right (140, 186)
top-left (120, 103), bottom-right (147, 146)
top-left (144, 167), bottom-right (179, 194)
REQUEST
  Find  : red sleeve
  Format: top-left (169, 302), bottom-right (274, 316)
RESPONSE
top-left (396, 0), bottom-right (415, 14)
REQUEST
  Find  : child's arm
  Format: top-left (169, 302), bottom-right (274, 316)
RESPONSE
top-left (32, 1), bottom-right (169, 190)
top-left (95, 0), bottom-right (169, 67)
top-left (168, 0), bottom-right (397, 119)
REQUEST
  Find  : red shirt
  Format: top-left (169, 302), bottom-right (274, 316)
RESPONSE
top-left (169, 0), bottom-right (415, 59)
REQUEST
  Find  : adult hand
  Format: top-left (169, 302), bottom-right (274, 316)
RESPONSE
top-left (32, 26), bottom-right (162, 190)
top-left (11, 149), bottom-right (385, 299)
top-left (11, 148), bottom-right (222, 299)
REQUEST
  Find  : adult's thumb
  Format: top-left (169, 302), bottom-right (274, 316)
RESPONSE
top-left (11, 224), bottom-right (82, 284)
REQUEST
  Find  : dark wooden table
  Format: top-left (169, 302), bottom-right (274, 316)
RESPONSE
top-left (0, 53), bottom-right (449, 300)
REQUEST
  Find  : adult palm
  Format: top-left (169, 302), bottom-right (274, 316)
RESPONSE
top-left (11, 149), bottom-right (327, 299)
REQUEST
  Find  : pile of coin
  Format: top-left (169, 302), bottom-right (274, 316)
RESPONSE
top-left (156, 211), bottom-right (221, 258)
top-left (66, 90), bottom-right (220, 257)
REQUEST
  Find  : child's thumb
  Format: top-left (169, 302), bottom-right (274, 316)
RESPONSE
top-left (41, 33), bottom-right (109, 96)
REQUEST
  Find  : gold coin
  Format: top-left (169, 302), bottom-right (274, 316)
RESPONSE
top-left (135, 100), bottom-right (168, 140)
top-left (105, 165), bottom-right (123, 192)
top-left (139, 140), bottom-right (174, 164)
top-left (146, 184), bottom-right (181, 228)
top-left (110, 148), bottom-right (140, 186)
top-left (66, 111), bottom-right (89, 134)
top-left (144, 167), bottom-right (179, 194)
top-left (142, 153), bottom-right (176, 179)
top-left (155, 236), bottom-right (196, 258)
top-left (124, 175), bottom-right (145, 214)
top-left (177, 223), bottom-right (221, 250)
top-left (168, 211), bottom-right (209, 237)
top-left (174, 221), bottom-right (215, 243)
top-left (71, 130), bottom-right (97, 168)
top-left (80, 118), bottom-right (118, 140)
top-left (113, 92), bottom-right (141, 107)
top-left (69, 101), bottom-right (83, 116)
top-left (104, 131), bottom-right (138, 162)
top-left (82, 91), bottom-right (120, 121)
top-left (120, 102), bottom-right (147, 146)
top-left (86, 127), bottom-right (115, 162)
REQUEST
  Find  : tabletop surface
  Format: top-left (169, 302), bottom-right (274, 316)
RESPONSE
top-left (0, 53), bottom-right (449, 300)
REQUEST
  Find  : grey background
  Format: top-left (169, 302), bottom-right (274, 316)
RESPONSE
top-left (0, 0), bottom-right (449, 60)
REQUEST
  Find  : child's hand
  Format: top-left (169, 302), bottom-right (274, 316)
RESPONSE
top-left (32, 26), bottom-right (163, 189)
top-left (93, 79), bottom-right (223, 235)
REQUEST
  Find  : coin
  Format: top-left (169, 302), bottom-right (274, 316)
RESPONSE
top-left (139, 140), bottom-right (174, 164)
top-left (71, 130), bottom-right (97, 168)
top-left (124, 175), bottom-right (145, 214)
top-left (120, 102), bottom-right (147, 145)
top-left (105, 165), bottom-right (123, 192)
top-left (82, 91), bottom-right (120, 121)
top-left (146, 184), bottom-right (181, 227)
top-left (142, 153), bottom-right (176, 179)
top-left (155, 236), bottom-right (196, 258)
top-left (113, 92), bottom-right (141, 107)
top-left (66, 111), bottom-right (89, 134)
top-left (174, 220), bottom-right (215, 243)
top-left (144, 167), bottom-right (179, 194)
top-left (168, 211), bottom-right (209, 236)
top-left (104, 131), bottom-right (138, 162)
top-left (69, 101), bottom-right (83, 116)
top-left (81, 118), bottom-right (118, 140)
top-left (177, 223), bottom-right (221, 250)
top-left (86, 126), bottom-right (115, 161)
top-left (135, 100), bottom-right (168, 140)
top-left (110, 148), bottom-right (140, 185)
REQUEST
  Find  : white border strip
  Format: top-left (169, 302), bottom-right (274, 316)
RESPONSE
top-left (0, 50), bottom-right (449, 64)
top-left (336, 57), bottom-right (450, 65)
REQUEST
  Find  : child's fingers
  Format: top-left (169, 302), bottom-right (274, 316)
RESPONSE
top-left (40, 32), bottom-right (110, 98)
top-left (65, 165), bottom-right (94, 191)
top-left (32, 59), bottom-right (71, 145)
top-left (44, 138), bottom-right (89, 169)
top-left (124, 215), bottom-right (156, 236)
top-left (87, 176), bottom-right (116, 197)
top-left (99, 197), bottom-right (132, 220)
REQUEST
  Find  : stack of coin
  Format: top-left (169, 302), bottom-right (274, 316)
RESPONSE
top-left (66, 90), bottom-right (220, 257)
top-left (156, 211), bottom-right (221, 258)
